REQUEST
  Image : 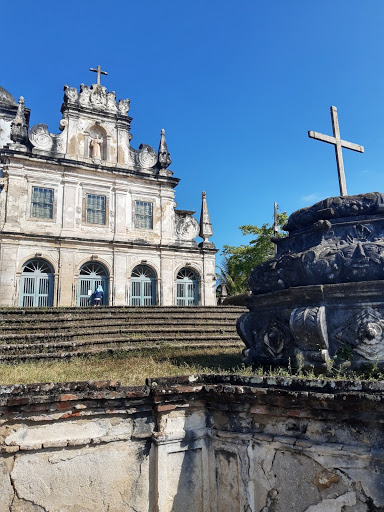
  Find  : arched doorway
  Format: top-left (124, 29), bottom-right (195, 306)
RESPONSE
top-left (130, 265), bottom-right (156, 306)
top-left (19, 259), bottom-right (54, 307)
top-left (77, 262), bottom-right (108, 306)
top-left (176, 268), bottom-right (198, 306)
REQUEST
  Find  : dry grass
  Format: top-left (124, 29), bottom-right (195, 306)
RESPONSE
top-left (0, 346), bottom-right (248, 386)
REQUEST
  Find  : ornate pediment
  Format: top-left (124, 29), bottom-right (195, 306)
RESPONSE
top-left (63, 84), bottom-right (130, 117)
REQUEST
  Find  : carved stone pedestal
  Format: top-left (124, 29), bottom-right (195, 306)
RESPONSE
top-left (238, 193), bottom-right (384, 372)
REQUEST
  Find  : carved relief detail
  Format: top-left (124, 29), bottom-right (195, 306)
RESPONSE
top-left (29, 123), bottom-right (67, 154)
top-left (64, 84), bottom-right (129, 116)
top-left (334, 307), bottom-right (384, 360)
top-left (63, 85), bottom-right (79, 104)
top-left (290, 306), bottom-right (328, 351)
top-left (175, 213), bottom-right (199, 241)
top-left (263, 321), bottom-right (285, 357)
top-left (138, 144), bottom-right (158, 168)
top-left (10, 97), bottom-right (28, 145)
top-left (118, 99), bottom-right (130, 115)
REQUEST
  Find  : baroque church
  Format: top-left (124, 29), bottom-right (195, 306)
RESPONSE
top-left (0, 67), bottom-right (217, 307)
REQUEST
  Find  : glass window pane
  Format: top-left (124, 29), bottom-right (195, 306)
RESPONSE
top-left (135, 201), bottom-right (153, 229)
top-left (31, 187), bottom-right (54, 219)
top-left (86, 194), bottom-right (106, 224)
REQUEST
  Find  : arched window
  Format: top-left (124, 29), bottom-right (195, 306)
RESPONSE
top-left (130, 265), bottom-right (156, 306)
top-left (176, 268), bottom-right (198, 306)
top-left (19, 259), bottom-right (54, 307)
top-left (78, 262), bottom-right (108, 306)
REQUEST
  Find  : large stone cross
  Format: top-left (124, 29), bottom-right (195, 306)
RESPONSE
top-left (89, 65), bottom-right (108, 86)
top-left (308, 106), bottom-right (364, 196)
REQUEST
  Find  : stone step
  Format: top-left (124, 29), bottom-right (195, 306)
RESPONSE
top-left (0, 335), bottom-right (243, 359)
top-left (0, 317), bottom-right (240, 333)
top-left (0, 306), bottom-right (246, 318)
top-left (0, 306), bottom-right (246, 363)
top-left (0, 324), bottom-right (238, 343)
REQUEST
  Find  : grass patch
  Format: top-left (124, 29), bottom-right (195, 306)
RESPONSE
top-left (1, 346), bottom-right (384, 386)
top-left (0, 346), bottom-right (248, 386)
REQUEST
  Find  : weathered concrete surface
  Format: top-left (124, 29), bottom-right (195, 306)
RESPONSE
top-left (0, 376), bottom-right (384, 510)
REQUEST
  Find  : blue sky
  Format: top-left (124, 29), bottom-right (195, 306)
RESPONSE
top-left (2, 1), bottom-right (383, 263)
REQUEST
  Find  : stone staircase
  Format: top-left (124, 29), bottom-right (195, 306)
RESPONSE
top-left (0, 306), bottom-right (246, 362)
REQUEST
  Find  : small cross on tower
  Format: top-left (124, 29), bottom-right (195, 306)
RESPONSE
top-left (308, 106), bottom-right (364, 196)
top-left (89, 65), bottom-right (108, 86)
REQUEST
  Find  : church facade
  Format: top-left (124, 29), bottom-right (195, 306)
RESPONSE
top-left (0, 70), bottom-right (217, 307)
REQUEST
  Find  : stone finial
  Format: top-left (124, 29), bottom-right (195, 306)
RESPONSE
top-left (158, 129), bottom-right (172, 169)
top-left (199, 191), bottom-right (213, 243)
top-left (10, 96), bottom-right (28, 145)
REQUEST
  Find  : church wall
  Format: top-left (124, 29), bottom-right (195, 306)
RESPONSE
top-left (0, 117), bottom-right (12, 149)
top-left (0, 78), bottom-right (217, 308)
top-left (0, 237), bottom-right (217, 306)
top-left (0, 376), bottom-right (382, 511)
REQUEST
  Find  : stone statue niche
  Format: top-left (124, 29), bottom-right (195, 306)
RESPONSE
top-left (237, 192), bottom-right (384, 373)
top-left (89, 125), bottom-right (107, 161)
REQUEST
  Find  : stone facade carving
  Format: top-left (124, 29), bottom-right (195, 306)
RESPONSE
top-left (118, 99), bottom-right (130, 115)
top-left (158, 129), bottom-right (172, 169)
top-left (64, 83), bottom-right (130, 116)
top-left (137, 143), bottom-right (157, 168)
top-left (198, 191), bottom-right (214, 250)
top-left (175, 210), bottom-right (200, 240)
top-left (250, 193), bottom-right (384, 295)
top-left (29, 121), bottom-right (67, 154)
top-left (10, 96), bottom-right (28, 145)
top-left (90, 136), bottom-right (102, 159)
top-left (238, 193), bottom-right (384, 372)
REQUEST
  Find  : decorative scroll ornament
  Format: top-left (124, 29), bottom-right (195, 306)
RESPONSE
top-left (29, 125), bottom-right (53, 151)
top-left (29, 121), bottom-right (67, 154)
top-left (175, 211), bottom-right (200, 240)
top-left (10, 96), bottom-right (28, 145)
top-left (138, 144), bottom-right (158, 168)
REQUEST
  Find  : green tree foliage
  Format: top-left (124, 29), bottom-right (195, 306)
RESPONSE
top-left (218, 212), bottom-right (288, 295)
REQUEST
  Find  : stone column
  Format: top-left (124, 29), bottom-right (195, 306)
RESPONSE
top-left (116, 120), bottom-right (130, 166)
top-left (113, 252), bottom-right (127, 305)
top-left (159, 191), bottom-right (175, 245)
top-left (58, 248), bottom-right (76, 306)
top-left (0, 243), bottom-right (19, 306)
top-left (3, 168), bottom-right (26, 230)
top-left (61, 179), bottom-right (78, 231)
top-left (201, 250), bottom-right (217, 306)
top-left (152, 408), bottom-right (210, 512)
top-left (114, 186), bottom-right (128, 237)
top-left (160, 254), bottom-right (174, 306)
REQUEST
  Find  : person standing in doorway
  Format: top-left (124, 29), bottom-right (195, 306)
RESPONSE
top-left (93, 285), bottom-right (104, 307)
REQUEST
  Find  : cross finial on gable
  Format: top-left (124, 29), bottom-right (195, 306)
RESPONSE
top-left (89, 65), bottom-right (108, 86)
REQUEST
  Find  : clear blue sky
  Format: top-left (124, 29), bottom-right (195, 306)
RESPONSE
top-left (2, 1), bottom-right (383, 263)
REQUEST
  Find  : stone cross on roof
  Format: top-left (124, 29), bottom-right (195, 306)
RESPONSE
top-left (89, 65), bottom-right (108, 86)
top-left (308, 106), bottom-right (364, 196)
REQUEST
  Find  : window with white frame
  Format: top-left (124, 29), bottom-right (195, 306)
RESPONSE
top-left (86, 194), bottom-right (106, 224)
top-left (31, 187), bottom-right (54, 219)
top-left (135, 201), bottom-right (153, 229)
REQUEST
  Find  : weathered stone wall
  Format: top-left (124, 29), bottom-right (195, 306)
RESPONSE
top-left (0, 376), bottom-right (383, 511)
